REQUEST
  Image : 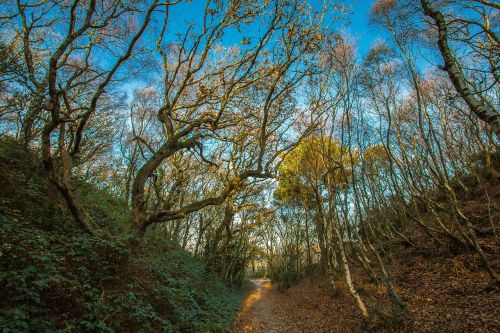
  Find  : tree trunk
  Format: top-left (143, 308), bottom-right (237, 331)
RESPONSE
top-left (41, 123), bottom-right (97, 236)
top-left (334, 220), bottom-right (369, 319)
top-left (420, 0), bottom-right (500, 139)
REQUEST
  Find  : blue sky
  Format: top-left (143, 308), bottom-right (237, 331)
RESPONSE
top-left (164, 0), bottom-right (381, 57)
top-left (346, 0), bottom-right (381, 55)
top-left (120, 0), bottom-right (382, 97)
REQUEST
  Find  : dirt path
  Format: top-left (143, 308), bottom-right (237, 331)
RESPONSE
top-left (232, 264), bottom-right (500, 333)
top-left (232, 279), bottom-right (295, 333)
top-left (232, 279), bottom-right (362, 333)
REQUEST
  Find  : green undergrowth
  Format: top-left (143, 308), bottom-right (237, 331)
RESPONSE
top-left (0, 137), bottom-right (242, 332)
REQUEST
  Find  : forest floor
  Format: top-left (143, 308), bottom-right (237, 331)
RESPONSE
top-left (233, 243), bottom-right (500, 333)
top-left (232, 279), bottom-right (364, 333)
top-left (233, 178), bottom-right (500, 333)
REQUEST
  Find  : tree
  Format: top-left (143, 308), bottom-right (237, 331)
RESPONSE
top-left (127, 0), bottom-right (328, 240)
top-left (419, 0), bottom-right (500, 138)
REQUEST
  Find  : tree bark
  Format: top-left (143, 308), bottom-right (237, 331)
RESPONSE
top-left (334, 221), bottom-right (369, 319)
top-left (420, 0), bottom-right (500, 139)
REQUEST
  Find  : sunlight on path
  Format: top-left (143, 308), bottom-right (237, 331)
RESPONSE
top-left (234, 277), bottom-right (367, 333)
top-left (234, 279), bottom-right (272, 332)
top-left (242, 279), bottom-right (271, 311)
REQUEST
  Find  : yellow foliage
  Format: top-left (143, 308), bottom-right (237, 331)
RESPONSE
top-left (274, 135), bottom-right (359, 203)
top-left (363, 144), bottom-right (390, 179)
top-left (363, 144), bottom-right (388, 164)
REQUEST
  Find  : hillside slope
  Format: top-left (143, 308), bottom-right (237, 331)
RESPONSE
top-left (0, 138), bottom-right (241, 332)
